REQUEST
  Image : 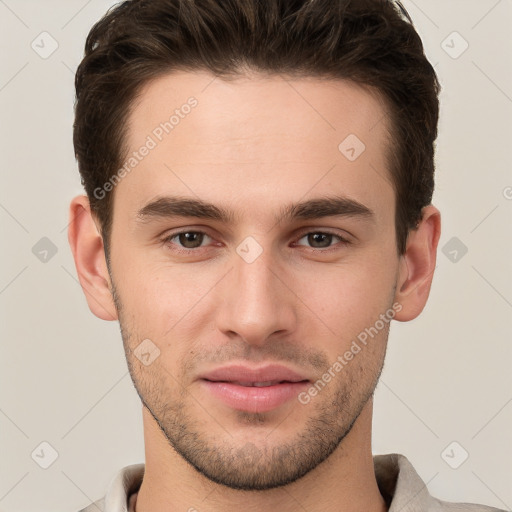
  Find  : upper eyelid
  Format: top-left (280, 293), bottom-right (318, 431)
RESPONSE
top-left (294, 227), bottom-right (349, 238)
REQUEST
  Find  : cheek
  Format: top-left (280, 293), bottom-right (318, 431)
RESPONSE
top-left (114, 258), bottom-right (217, 345)
top-left (293, 255), bottom-right (397, 341)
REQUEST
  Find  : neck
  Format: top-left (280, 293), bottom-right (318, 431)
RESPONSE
top-left (135, 399), bottom-right (387, 512)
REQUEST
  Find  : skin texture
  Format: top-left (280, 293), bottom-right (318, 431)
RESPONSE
top-left (68, 70), bottom-right (441, 512)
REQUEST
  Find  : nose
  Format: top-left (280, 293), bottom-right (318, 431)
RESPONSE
top-left (214, 245), bottom-right (297, 347)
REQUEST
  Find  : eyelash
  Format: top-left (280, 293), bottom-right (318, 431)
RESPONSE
top-left (161, 229), bottom-right (351, 254)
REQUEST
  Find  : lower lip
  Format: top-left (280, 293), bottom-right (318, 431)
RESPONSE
top-left (201, 380), bottom-right (309, 413)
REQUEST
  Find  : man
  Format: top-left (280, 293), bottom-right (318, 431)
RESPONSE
top-left (67, 0), bottom-right (503, 511)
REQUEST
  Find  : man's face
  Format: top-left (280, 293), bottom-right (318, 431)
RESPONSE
top-left (107, 71), bottom-right (400, 490)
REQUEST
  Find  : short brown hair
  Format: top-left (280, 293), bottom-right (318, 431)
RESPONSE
top-left (73, 0), bottom-right (440, 258)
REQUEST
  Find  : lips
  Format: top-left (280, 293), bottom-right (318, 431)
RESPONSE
top-left (198, 364), bottom-right (310, 413)
top-left (199, 364), bottom-right (308, 384)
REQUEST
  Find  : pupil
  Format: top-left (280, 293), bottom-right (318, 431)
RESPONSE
top-left (309, 233), bottom-right (331, 248)
top-left (179, 232), bottom-right (203, 248)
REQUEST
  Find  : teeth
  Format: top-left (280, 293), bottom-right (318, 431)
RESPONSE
top-left (236, 381), bottom-right (278, 387)
top-left (253, 381), bottom-right (275, 387)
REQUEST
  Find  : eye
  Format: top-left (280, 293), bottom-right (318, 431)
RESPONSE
top-left (164, 230), bottom-right (213, 251)
top-left (161, 229), bottom-right (350, 254)
top-left (295, 231), bottom-right (350, 250)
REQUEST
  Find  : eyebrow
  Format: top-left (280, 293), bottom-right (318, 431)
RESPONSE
top-left (136, 195), bottom-right (375, 225)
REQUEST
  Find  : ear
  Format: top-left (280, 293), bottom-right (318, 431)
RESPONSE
top-left (393, 205), bottom-right (441, 321)
top-left (67, 195), bottom-right (118, 321)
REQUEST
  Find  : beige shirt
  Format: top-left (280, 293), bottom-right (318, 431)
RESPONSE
top-left (77, 453), bottom-right (505, 512)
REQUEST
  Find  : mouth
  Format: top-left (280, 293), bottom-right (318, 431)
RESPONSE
top-left (205, 379), bottom-right (303, 388)
top-left (198, 364), bottom-right (310, 413)
top-left (217, 380), bottom-right (297, 387)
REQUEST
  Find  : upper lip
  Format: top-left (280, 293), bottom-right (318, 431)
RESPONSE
top-left (199, 364), bottom-right (310, 384)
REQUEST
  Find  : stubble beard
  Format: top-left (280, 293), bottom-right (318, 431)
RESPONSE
top-left (111, 277), bottom-right (387, 491)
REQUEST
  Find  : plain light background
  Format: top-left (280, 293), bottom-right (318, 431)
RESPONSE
top-left (0, 1), bottom-right (511, 511)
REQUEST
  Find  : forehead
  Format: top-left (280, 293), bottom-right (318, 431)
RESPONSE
top-left (128, 70), bottom-right (391, 148)
top-left (119, 70), bottom-right (394, 222)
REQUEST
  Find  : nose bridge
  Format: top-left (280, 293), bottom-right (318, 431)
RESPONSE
top-left (215, 243), bottom-right (296, 344)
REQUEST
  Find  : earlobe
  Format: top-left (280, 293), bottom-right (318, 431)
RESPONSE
top-left (67, 195), bottom-right (118, 321)
top-left (393, 205), bottom-right (441, 322)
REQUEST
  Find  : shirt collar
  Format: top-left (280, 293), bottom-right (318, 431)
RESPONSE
top-left (374, 453), bottom-right (435, 511)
